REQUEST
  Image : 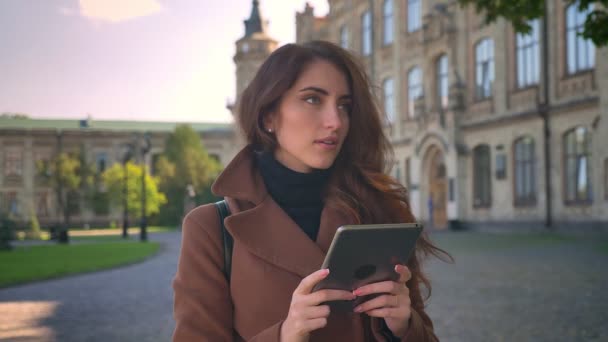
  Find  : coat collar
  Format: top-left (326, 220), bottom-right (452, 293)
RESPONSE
top-left (212, 146), bottom-right (357, 278)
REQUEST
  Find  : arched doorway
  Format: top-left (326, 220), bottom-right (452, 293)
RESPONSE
top-left (427, 147), bottom-right (448, 229)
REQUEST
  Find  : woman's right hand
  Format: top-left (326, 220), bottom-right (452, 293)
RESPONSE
top-left (280, 269), bottom-right (356, 342)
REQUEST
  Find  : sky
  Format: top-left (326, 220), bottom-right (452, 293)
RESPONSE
top-left (0, 0), bottom-right (329, 123)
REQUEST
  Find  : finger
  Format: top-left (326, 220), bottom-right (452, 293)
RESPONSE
top-left (363, 307), bottom-right (403, 319)
top-left (302, 317), bottom-right (328, 332)
top-left (300, 305), bottom-right (331, 320)
top-left (354, 280), bottom-right (403, 296)
top-left (307, 289), bottom-right (356, 306)
top-left (353, 294), bottom-right (399, 313)
top-left (295, 269), bottom-right (330, 295)
top-left (395, 265), bottom-right (412, 284)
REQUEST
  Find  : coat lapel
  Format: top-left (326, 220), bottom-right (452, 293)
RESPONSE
top-left (225, 197), bottom-right (325, 278)
top-left (213, 146), bottom-right (358, 279)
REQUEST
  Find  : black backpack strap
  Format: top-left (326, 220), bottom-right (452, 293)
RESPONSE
top-left (214, 200), bottom-right (233, 281)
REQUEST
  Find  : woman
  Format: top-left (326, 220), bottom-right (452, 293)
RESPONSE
top-left (173, 40), bottom-right (449, 341)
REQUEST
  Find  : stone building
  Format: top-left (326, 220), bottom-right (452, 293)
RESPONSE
top-left (234, 0), bottom-right (607, 230)
top-left (0, 116), bottom-right (237, 227)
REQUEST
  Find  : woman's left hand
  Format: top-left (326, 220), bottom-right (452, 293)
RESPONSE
top-left (352, 264), bottom-right (412, 337)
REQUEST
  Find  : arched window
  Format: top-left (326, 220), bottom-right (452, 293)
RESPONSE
top-left (566, 2), bottom-right (595, 74)
top-left (383, 78), bottom-right (395, 124)
top-left (516, 20), bottom-right (540, 87)
top-left (436, 54), bottom-right (449, 108)
top-left (475, 38), bottom-right (494, 100)
top-left (407, 0), bottom-right (421, 32)
top-left (407, 67), bottom-right (423, 118)
top-left (383, 0), bottom-right (394, 45)
top-left (361, 10), bottom-right (372, 56)
top-left (339, 25), bottom-right (349, 49)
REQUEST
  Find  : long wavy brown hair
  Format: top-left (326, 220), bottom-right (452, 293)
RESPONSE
top-left (238, 40), bottom-right (452, 307)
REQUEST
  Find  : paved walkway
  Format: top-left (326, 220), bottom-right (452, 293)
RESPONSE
top-left (425, 232), bottom-right (608, 342)
top-left (0, 232), bottom-right (181, 342)
top-left (1, 230), bottom-right (606, 341)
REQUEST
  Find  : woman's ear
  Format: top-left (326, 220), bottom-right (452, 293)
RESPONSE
top-left (263, 112), bottom-right (275, 133)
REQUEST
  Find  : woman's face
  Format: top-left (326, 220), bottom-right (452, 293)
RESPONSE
top-left (265, 59), bottom-right (351, 173)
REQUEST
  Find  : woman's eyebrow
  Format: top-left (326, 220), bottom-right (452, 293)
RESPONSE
top-left (298, 86), bottom-right (328, 95)
top-left (299, 86), bottom-right (351, 100)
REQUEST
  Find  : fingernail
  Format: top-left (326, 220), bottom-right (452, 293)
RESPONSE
top-left (322, 268), bottom-right (330, 275)
top-left (353, 306), bottom-right (362, 313)
top-left (353, 289), bottom-right (363, 296)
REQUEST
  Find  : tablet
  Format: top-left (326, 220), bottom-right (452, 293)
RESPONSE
top-left (312, 223), bottom-right (423, 312)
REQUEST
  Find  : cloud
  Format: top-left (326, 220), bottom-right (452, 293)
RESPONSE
top-left (78, 0), bottom-right (163, 23)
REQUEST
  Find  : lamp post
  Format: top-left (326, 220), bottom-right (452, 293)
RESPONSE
top-left (140, 133), bottom-right (152, 242)
top-left (121, 143), bottom-right (134, 239)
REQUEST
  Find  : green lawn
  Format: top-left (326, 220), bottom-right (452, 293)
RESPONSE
top-left (0, 241), bottom-right (160, 288)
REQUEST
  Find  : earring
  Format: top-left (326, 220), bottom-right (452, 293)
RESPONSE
top-left (267, 128), bottom-right (272, 133)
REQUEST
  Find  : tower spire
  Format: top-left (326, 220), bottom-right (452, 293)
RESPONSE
top-left (244, 0), bottom-right (266, 37)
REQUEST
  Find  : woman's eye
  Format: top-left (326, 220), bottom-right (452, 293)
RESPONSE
top-left (305, 96), bottom-right (320, 104)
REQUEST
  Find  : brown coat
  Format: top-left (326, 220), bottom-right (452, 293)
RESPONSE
top-left (172, 147), bottom-right (437, 341)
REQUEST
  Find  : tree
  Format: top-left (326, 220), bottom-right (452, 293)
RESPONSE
top-left (0, 112), bottom-right (29, 119)
top-left (36, 150), bottom-right (93, 243)
top-left (155, 125), bottom-right (222, 225)
top-left (102, 162), bottom-right (167, 218)
top-left (457, 0), bottom-right (608, 47)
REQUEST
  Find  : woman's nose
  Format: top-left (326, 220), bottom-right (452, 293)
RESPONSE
top-left (323, 104), bottom-right (343, 130)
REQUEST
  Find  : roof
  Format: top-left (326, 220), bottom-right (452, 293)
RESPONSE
top-left (0, 117), bottom-right (234, 133)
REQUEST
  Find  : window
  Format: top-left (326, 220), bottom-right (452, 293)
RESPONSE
top-left (564, 127), bottom-right (592, 204)
top-left (36, 191), bottom-right (50, 217)
top-left (407, 0), bottom-right (421, 32)
top-left (405, 158), bottom-right (411, 188)
top-left (473, 145), bottom-right (491, 207)
top-left (496, 154), bottom-right (507, 179)
top-left (516, 19), bottom-right (540, 88)
top-left (604, 158), bottom-right (608, 200)
top-left (514, 137), bottom-right (536, 205)
top-left (436, 54), bottom-right (449, 108)
top-left (566, 3), bottom-right (595, 74)
top-left (3, 148), bottom-right (23, 178)
top-left (383, 78), bottom-right (395, 124)
top-left (96, 152), bottom-right (108, 173)
top-left (475, 38), bottom-right (494, 100)
top-left (395, 165), bottom-right (401, 183)
top-left (361, 10), bottom-right (372, 56)
top-left (383, 0), bottom-right (394, 45)
top-left (408, 67), bottom-right (423, 118)
top-left (4, 192), bottom-right (19, 215)
top-left (340, 25), bottom-right (349, 49)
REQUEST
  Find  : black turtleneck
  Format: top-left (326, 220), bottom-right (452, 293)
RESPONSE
top-left (256, 151), bottom-right (331, 241)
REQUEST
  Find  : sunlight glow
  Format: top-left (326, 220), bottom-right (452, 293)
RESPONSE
top-left (0, 301), bottom-right (60, 341)
top-left (79, 0), bottom-right (163, 22)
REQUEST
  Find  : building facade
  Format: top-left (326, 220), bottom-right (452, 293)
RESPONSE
top-left (233, 0), bottom-right (607, 230)
top-left (0, 117), bottom-right (237, 227)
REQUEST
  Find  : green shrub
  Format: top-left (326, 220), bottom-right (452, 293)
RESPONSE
top-left (0, 215), bottom-right (16, 250)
